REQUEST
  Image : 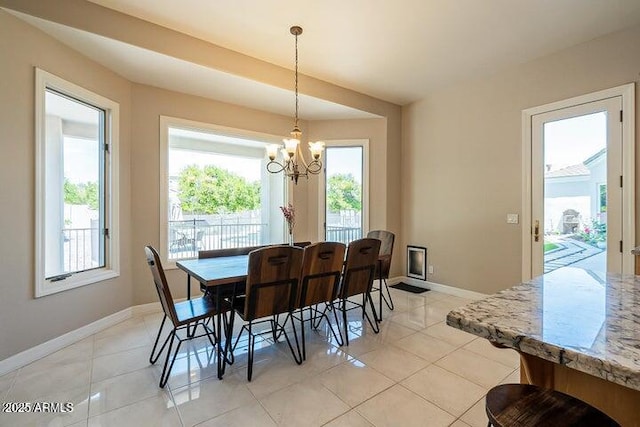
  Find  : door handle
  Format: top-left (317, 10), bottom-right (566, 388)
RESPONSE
top-left (534, 220), bottom-right (540, 242)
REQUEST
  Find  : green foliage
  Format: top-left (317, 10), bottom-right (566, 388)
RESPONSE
top-left (64, 179), bottom-right (99, 210)
top-left (327, 173), bottom-right (361, 212)
top-left (177, 165), bottom-right (260, 214)
top-left (576, 219), bottom-right (607, 246)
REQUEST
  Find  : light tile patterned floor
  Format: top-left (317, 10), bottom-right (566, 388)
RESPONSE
top-left (0, 289), bottom-right (520, 426)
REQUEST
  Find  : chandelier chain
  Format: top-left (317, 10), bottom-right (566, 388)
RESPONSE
top-left (294, 31), bottom-right (299, 128)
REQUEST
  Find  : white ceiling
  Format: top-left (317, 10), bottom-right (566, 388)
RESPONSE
top-left (12, 11), bottom-right (379, 121)
top-left (85, 0), bottom-right (640, 105)
top-left (10, 1), bottom-right (640, 118)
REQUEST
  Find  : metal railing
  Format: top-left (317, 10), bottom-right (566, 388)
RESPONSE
top-left (169, 220), bottom-right (267, 259)
top-left (62, 227), bottom-right (101, 273)
top-left (326, 225), bottom-right (362, 245)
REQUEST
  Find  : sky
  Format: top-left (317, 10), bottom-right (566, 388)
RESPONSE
top-left (544, 111), bottom-right (606, 170)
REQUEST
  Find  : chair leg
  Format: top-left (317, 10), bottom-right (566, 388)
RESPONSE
top-left (149, 315), bottom-right (169, 364)
top-left (159, 330), bottom-right (182, 388)
top-left (223, 310), bottom-right (235, 366)
top-left (365, 293), bottom-right (380, 333)
top-left (327, 303), bottom-right (344, 346)
top-left (342, 298), bottom-right (349, 346)
top-left (247, 322), bottom-right (254, 382)
top-left (382, 278), bottom-right (394, 310)
top-left (300, 309), bottom-right (307, 361)
top-left (281, 313), bottom-right (302, 365)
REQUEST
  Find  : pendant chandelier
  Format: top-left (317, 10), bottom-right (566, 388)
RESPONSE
top-left (266, 26), bottom-right (324, 184)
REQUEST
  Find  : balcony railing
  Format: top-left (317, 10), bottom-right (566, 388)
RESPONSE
top-left (169, 220), bottom-right (266, 259)
top-left (326, 225), bottom-right (362, 245)
top-left (62, 227), bottom-right (102, 273)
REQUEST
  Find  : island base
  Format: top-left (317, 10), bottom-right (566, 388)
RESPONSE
top-left (520, 353), bottom-right (640, 427)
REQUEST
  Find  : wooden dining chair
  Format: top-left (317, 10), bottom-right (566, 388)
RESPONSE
top-left (230, 245), bottom-right (304, 381)
top-left (295, 242), bottom-right (346, 359)
top-left (144, 245), bottom-right (229, 388)
top-left (367, 230), bottom-right (395, 319)
top-left (334, 238), bottom-right (381, 346)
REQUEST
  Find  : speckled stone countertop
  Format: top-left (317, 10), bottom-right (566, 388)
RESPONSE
top-left (446, 267), bottom-right (640, 391)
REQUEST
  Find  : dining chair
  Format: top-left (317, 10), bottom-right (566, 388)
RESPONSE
top-left (334, 238), bottom-right (381, 346)
top-left (295, 242), bottom-right (346, 359)
top-left (144, 245), bottom-right (229, 388)
top-left (230, 245), bottom-right (304, 381)
top-left (367, 230), bottom-right (395, 319)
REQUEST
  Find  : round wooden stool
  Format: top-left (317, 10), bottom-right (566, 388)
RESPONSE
top-left (485, 384), bottom-right (620, 427)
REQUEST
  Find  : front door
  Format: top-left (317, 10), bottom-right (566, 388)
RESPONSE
top-left (529, 96), bottom-right (625, 278)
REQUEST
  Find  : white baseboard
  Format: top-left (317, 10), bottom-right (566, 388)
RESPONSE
top-left (0, 307), bottom-right (132, 376)
top-left (389, 276), bottom-right (488, 300)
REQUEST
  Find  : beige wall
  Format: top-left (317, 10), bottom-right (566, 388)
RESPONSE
top-left (402, 24), bottom-right (640, 295)
top-left (0, 10), bottom-right (133, 360)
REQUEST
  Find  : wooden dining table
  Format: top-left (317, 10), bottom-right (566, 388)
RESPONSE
top-left (176, 250), bottom-right (390, 379)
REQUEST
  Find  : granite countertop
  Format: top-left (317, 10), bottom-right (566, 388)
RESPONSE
top-left (446, 267), bottom-right (640, 391)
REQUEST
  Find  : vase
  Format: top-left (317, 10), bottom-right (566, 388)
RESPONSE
top-left (288, 224), bottom-right (294, 246)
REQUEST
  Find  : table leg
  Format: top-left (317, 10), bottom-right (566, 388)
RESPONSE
top-left (377, 260), bottom-right (383, 322)
top-left (216, 285), bottom-right (223, 379)
top-left (187, 275), bottom-right (191, 300)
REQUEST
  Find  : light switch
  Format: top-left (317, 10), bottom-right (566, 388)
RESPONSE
top-left (507, 214), bottom-right (519, 224)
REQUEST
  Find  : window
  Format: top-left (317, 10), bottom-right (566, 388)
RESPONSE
top-left (319, 140), bottom-right (369, 245)
top-left (160, 117), bottom-right (286, 263)
top-left (35, 69), bottom-right (119, 297)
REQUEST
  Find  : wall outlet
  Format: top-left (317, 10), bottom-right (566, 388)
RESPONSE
top-left (428, 265), bottom-right (434, 274)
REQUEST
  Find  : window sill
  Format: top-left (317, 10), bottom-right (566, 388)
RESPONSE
top-left (35, 269), bottom-right (120, 298)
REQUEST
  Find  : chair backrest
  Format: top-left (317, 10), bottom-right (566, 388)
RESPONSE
top-left (244, 245), bottom-right (303, 320)
top-left (367, 230), bottom-right (395, 279)
top-left (144, 246), bottom-right (178, 325)
top-left (298, 242), bottom-right (346, 308)
top-left (199, 245), bottom-right (269, 259)
top-left (293, 241), bottom-right (312, 248)
top-left (340, 238), bottom-right (381, 299)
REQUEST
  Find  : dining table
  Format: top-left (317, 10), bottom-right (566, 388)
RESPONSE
top-left (176, 249), bottom-right (390, 379)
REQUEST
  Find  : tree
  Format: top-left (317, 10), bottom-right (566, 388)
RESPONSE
top-left (64, 179), bottom-right (99, 210)
top-left (176, 165), bottom-right (260, 214)
top-left (327, 173), bottom-right (361, 212)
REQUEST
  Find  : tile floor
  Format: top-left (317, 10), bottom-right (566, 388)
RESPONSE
top-left (0, 289), bottom-right (521, 427)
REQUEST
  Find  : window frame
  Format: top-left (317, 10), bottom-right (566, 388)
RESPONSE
top-left (159, 116), bottom-right (287, 268)
top-left (35, 68), bottom-right (120, 297)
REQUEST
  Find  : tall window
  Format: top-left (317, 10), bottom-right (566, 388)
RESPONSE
top-left (160, 117), bottom-right (286, 262)
top-left (320, 140), bottom-right (369, 245)
top-left (35, 69), bottom-right (120, 297)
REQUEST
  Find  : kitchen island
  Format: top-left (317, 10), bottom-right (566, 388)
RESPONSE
top-left (447, 267), bottom-right (640, 426)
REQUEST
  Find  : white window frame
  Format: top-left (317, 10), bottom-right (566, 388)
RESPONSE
top-left (159, 116), bottom-right (287, 268)
top-left (318, 139), bottom-right (370, 241)
top-left (35, 68), bottom-right (120, 297)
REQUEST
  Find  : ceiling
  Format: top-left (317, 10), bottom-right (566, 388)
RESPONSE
top-left (9, 1), bottom-right (640, 118)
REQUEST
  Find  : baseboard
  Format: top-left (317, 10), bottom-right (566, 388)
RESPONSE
top-left (390, 276), bottom-right (488, 300)
top-left (0, 307), bottom-right (132, 376)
